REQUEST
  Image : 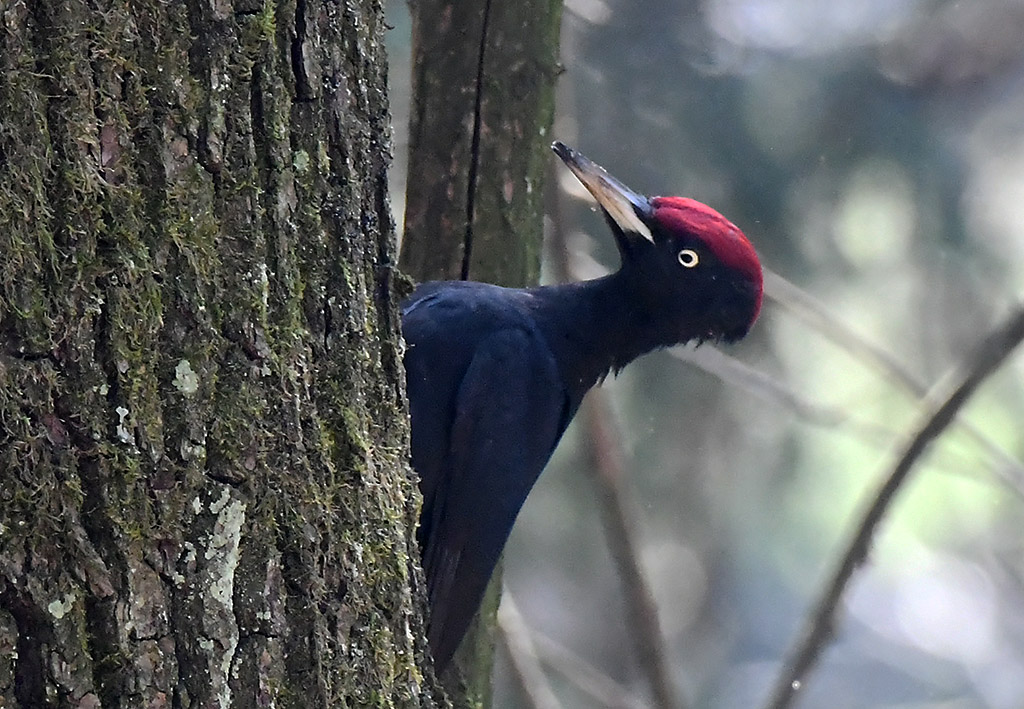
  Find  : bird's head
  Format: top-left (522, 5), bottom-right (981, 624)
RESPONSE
top-left (553, 141), bottom-right (763, 343)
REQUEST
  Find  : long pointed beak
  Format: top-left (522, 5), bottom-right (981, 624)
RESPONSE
top-left (552, 141), bottom-right (654, 243)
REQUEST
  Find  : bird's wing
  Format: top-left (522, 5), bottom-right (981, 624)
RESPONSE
top-left (422, 326), bottom-right (569, 668)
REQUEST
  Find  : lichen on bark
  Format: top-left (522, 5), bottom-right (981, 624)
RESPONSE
top-left (0, 0), bottom-right (439, 706)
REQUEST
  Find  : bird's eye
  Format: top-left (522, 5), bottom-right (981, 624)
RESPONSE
top-left (677, 249), bottom-right (699, 268)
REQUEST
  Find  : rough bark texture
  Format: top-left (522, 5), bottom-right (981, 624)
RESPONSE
top-left (399, 0), bottom-right (563, 705)
top-left (401, 0), bottom-right (562, 285)
top-left (0, 0), bottom-right (441, 706)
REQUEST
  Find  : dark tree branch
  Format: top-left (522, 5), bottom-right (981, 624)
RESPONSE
top-left (765, 302), bottom-right (1024, 709)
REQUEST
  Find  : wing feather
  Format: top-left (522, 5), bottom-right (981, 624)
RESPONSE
top-left (420, 327), bottom-right (568, 668)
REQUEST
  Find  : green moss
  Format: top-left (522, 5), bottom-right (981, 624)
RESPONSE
top-left (255, 1), bottom-right (277, 38)
top-left (0, 0), bottom-right (441, 704)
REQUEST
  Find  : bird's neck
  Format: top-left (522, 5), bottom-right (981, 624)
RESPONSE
top-left (528, 272), bottom-right (667, 402)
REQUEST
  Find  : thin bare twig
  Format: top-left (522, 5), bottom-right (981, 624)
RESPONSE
top-left (766, 269), bottom-right (1024, 499)
top-left (765, 303), bottom-right (1024, 709)
top-left (529, 630), bottom-right (648, 709)
top-left (500, 590), bottom-right (649, 709)
top-left (500, 587), bottom-right (648, 709)
top-left (498, 592), bottom-right (563, 709)
top-left (672, 341), bottom-right (1011, 482)
top-left (584, 392), bottom-right (686, 709)
top-left (667, 345), bottom-right (891, 441)
top-left (670, 344), bottom-right (844, 426)
top-left (764, 270), bottom-right (918, 389)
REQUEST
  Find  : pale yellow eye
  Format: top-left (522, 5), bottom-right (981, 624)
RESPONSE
top-left (677, 249), bottom-right (699, 268)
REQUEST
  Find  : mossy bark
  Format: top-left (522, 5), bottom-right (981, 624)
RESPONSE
top-left (399, 0), bottom-right (563, 705)
top-left (0, 0), bottom-right (441, 706)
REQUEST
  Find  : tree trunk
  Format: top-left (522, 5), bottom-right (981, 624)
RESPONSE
top-left (399, 0), bottom-right (563, 705)
top-left (0, 1), bottom-right (440, 706)
top-left (401, 0), bottom-right (562, 285)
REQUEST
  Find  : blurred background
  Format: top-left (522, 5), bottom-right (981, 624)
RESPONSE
top-left (387, 1), bottom-right (1024, 706)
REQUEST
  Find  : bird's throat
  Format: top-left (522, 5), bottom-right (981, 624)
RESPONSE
top-left (527, 273), bottom-right (669, 402)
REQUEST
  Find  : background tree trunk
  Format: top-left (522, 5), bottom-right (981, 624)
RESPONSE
top-left (0, 0), bottom-right (441, 706)
top-left (399, 0), bottom-right (563, 705)
top-left (401, 0), bottom-right (562, 285)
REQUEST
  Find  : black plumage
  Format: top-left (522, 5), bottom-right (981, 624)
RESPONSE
top-left (402, 142), bottom-right (763, 669)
